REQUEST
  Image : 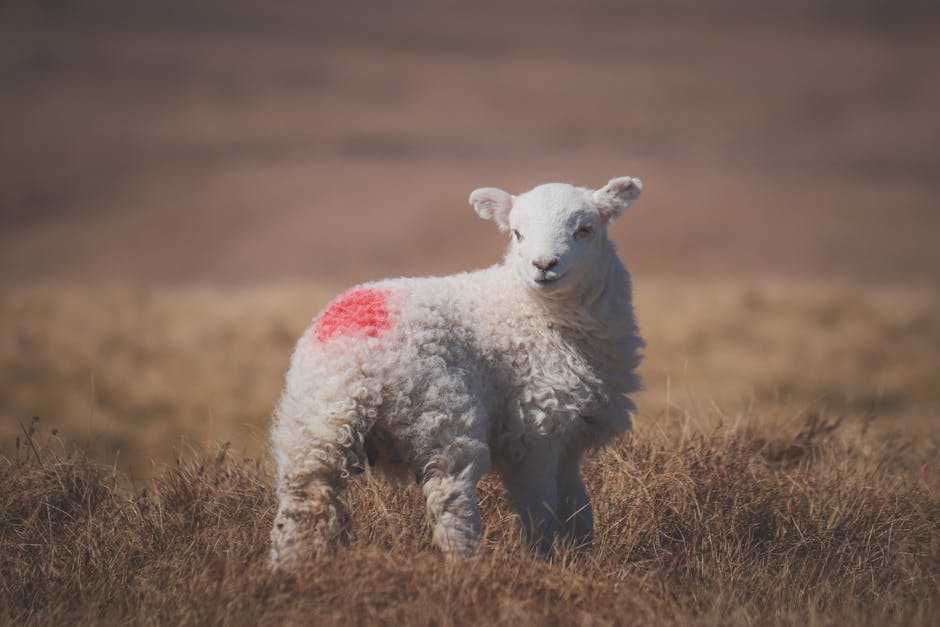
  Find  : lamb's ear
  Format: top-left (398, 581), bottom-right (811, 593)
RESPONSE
top-left (469, 187), bottom-right (514, 231)
top-left (592, 176), bottom-right (642, 223)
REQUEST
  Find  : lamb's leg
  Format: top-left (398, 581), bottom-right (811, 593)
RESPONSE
top-left (268, 402), bottom-right (369, 570)
top-left (501, 439), bottom-right (560, 555)
top-left (422, 461), bottom-right (486, 558)
top-left (557, 449), bottom-right (594, 549)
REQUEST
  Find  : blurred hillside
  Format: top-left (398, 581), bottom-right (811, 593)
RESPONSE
top-left (1, 0), bottom-right (938, 286)
top-left (3, 282), bottom-right (937, 475)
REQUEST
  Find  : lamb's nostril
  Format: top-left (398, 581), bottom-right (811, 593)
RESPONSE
top-left (533, 258), bottom-right (559, 272)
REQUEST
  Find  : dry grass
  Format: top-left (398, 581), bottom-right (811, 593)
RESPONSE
top-left (1, 281), bottom-right (938, 624)
top-left (2, 416), bottom-right (937, 625)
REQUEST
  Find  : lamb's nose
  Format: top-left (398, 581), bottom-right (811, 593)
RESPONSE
top-left (533, 257), bottom-right (559, 272)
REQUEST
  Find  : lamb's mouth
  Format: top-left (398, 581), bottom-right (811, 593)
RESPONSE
top-left (534, 274), bottom-right (563, 286)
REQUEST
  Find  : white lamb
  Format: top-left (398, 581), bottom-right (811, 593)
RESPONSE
top-left (269, 176), bottom-right (644, 568)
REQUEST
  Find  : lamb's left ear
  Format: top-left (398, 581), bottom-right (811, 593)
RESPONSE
top-left (469, 187), bottom-right (514, 231)
top-left (592, 176), bottom-right (643, 223)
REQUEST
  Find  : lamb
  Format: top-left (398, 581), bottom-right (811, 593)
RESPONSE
top-left (268, 176), bottom-right (644, 568)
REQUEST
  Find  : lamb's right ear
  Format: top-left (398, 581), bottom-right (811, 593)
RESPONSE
top-left (469, 187), bottom-right (514, 231)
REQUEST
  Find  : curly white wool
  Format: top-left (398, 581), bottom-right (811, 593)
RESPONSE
top-left (269, 176), bottom-right (645, 567)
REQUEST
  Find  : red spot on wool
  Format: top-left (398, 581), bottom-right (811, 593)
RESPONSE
top-left (312, 287), bottom-right (393, 343)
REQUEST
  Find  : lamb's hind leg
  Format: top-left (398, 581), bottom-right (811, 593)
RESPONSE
top-left (269, 399), bottom-right (371, 570)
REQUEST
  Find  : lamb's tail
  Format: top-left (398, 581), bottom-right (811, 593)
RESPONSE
top-left (268, 390), bottom-right (376, 570)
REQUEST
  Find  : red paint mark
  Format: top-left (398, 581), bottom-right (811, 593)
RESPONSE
top-left (313, 287), bottom-right (393, 342)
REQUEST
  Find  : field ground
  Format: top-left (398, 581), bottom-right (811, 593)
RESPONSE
top-left (1, 281), bottom-right (938, 624)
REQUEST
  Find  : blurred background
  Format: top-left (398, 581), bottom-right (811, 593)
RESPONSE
top-left (3, 0), bottom-right (939, 286)
top-left (1, 0), bottom-right (938, 473)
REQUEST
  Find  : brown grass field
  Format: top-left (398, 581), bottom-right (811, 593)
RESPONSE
top-left (1, 283), bottom-right (938, 625)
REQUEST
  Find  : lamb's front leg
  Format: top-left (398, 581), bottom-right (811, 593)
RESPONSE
top-left (422, 448), bottom-right (489, 558)
top-left (557, 448), bottom-right (594, 549)
top-left (423, 473), bottom-right (481, 557)
top-left (500, 438), bottom-right (560, 555)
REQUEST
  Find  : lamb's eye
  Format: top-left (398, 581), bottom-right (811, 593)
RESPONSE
top-left (511, 228), bottom-right (524, 242)
top-left (574, 225), bottom-right (593, 239)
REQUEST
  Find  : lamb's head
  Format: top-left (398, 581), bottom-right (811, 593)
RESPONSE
top-left (470, 176), bottom-right (642, 296)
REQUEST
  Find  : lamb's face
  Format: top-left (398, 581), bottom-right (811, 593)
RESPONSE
top-left (506, 184), bottom-right (603, 293)
top-left (470, 177), bottom-right (642, 297)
